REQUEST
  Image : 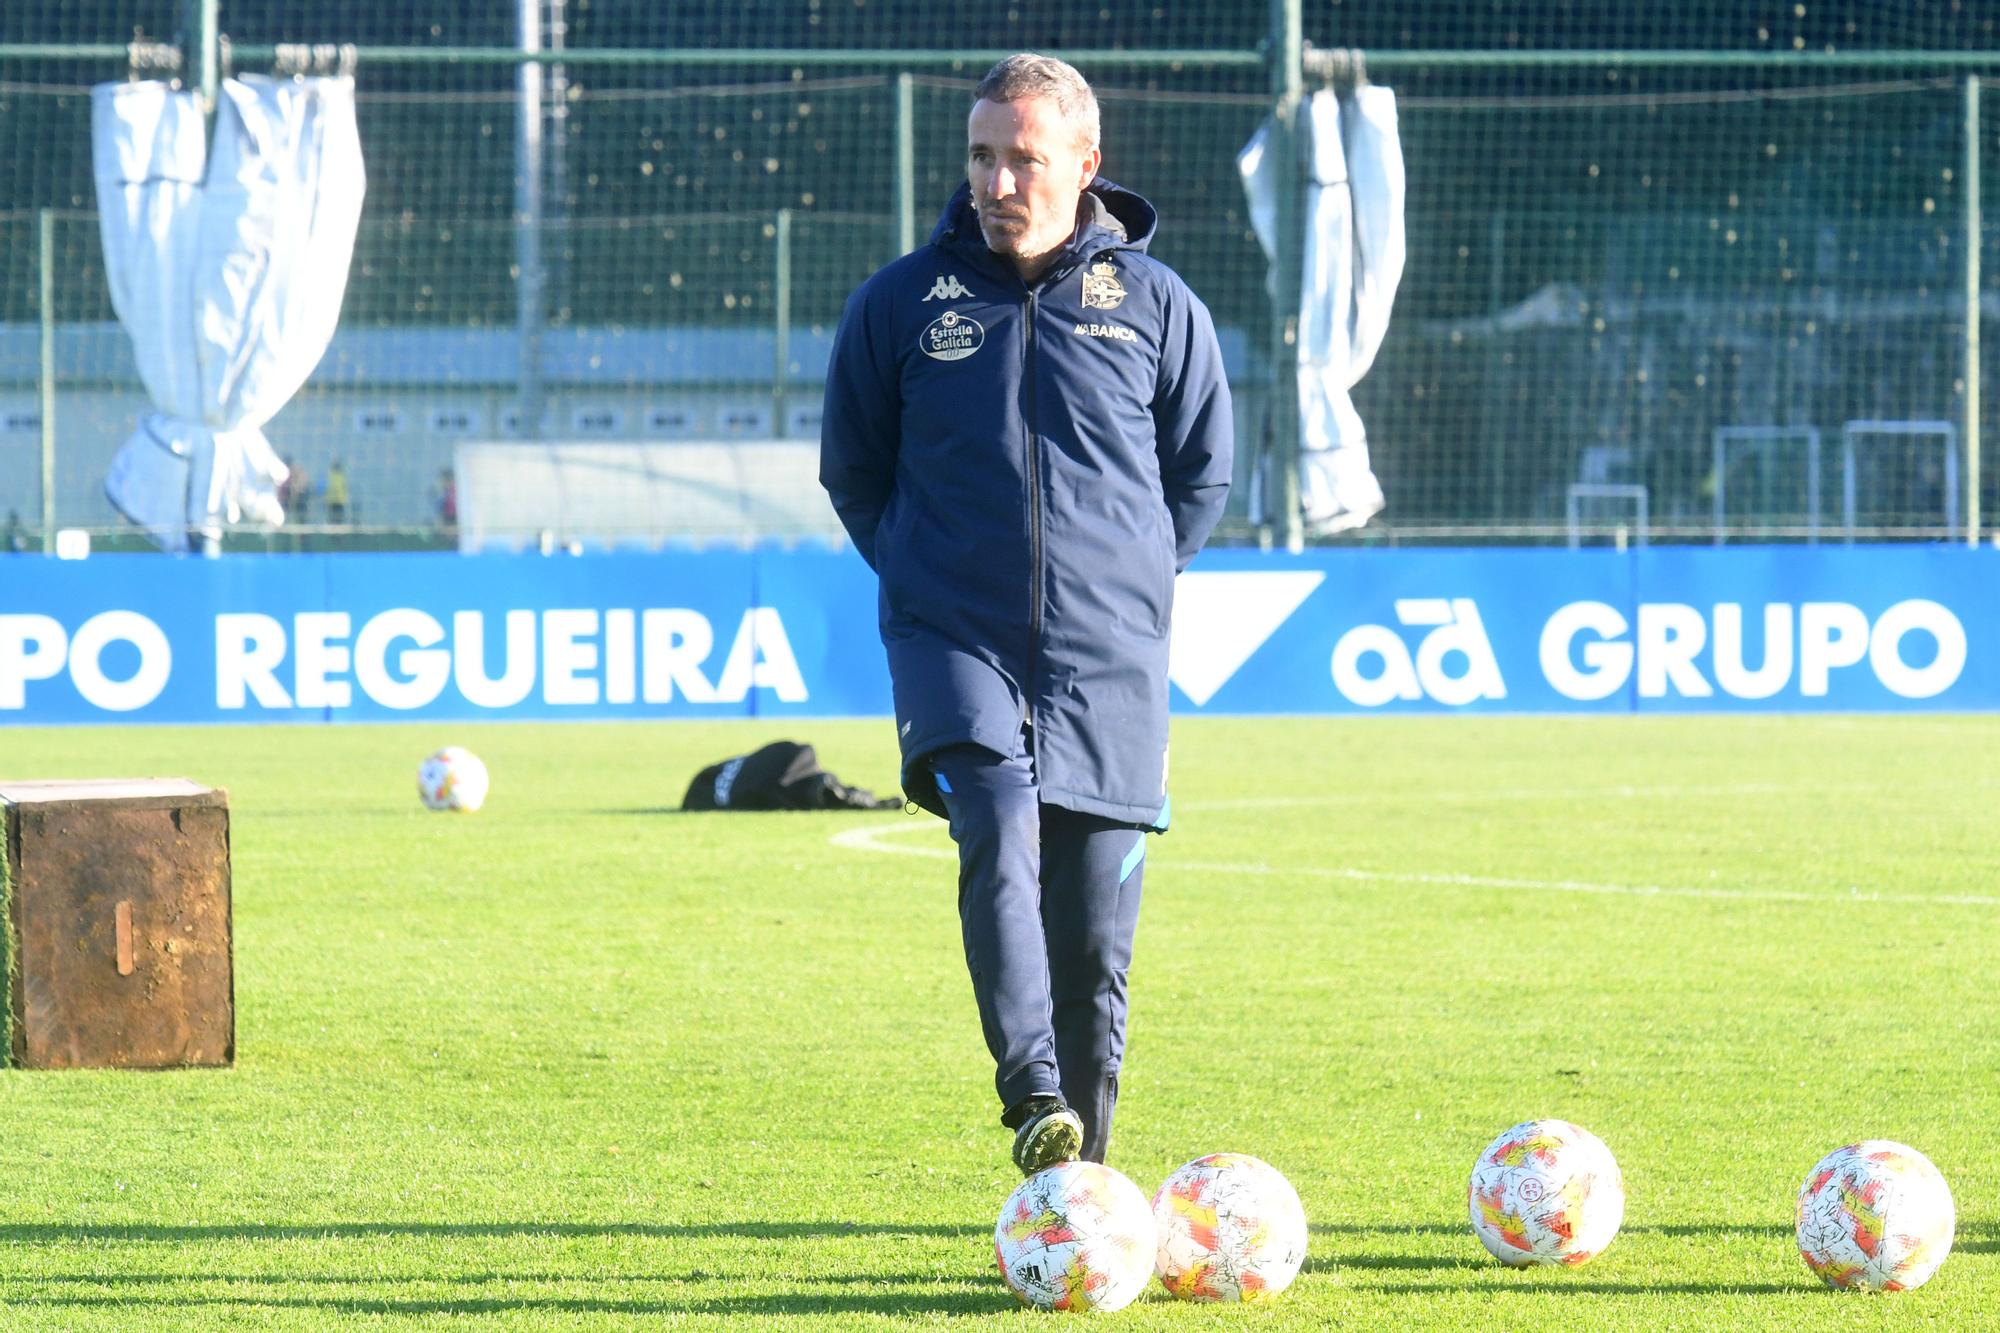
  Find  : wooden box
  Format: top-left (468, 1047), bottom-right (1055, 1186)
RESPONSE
top-left (0, 779), bottom-right (234, 1068)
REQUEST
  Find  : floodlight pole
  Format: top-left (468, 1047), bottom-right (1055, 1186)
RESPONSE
top-left (1966, 75), bottom-right (1982, 548)
top-left (1266, 0), bottom-right (1305, 552)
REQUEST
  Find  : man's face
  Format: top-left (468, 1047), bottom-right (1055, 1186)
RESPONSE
top-left (967, 95), bottom-right (1101, 275)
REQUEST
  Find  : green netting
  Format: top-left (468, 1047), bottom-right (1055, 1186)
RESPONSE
top-left (2, 2), bottom-right (1997, 546)
top-left (1364, 67), bottom-right (1985, 538)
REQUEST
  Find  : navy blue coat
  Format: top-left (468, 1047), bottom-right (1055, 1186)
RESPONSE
top-left (820, 179), bottom-right (1233, 827)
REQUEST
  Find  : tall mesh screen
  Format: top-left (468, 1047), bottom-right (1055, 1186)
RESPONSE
top-left (1364, 66), bottom-right (1985, 541)
top-left (1, 2), bottom-right (1996, 547)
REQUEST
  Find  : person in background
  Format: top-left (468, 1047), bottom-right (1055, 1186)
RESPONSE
top-left (819, 54), bottom-right (1233, 1175)
top-left (433, 467), bottom-right (457, 530)
top-left (324, 460), bottom-right (351, 525)
top-left (2, 509), bottom-right (25, 553)
top-left (284, 459), bottom-right (312, 522)
top-left (276, 458), bottom-right (297, 520)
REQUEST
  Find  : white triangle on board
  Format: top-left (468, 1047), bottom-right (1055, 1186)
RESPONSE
top-left (1168, 570), bottom-right (1326, 706)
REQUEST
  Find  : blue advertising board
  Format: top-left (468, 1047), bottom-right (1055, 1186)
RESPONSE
top-left (1169, 546), bottom-right (1997, 714)
top-left (0, 545), bottom-right (1993, 724)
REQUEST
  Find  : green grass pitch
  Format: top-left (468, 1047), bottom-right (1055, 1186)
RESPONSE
top-left (0, 714), bottom-right (1996, 1328)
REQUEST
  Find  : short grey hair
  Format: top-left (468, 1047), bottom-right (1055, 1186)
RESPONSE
top-left (973, 54), bottom-right (1100, 152)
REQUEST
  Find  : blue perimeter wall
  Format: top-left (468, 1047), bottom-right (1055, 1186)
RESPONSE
top-left (0, 545), bottom-right (1994, 724)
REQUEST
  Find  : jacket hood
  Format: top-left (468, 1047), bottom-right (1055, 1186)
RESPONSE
top-left (930, 176), bottom-right (1158, 269)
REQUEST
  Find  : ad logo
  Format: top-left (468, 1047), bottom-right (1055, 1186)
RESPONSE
top-left (1332, 598), bottom-right (1506, 707)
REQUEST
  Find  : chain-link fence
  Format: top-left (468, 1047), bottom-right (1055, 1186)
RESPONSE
top-left (2, 3), bottom-right (1997, 550)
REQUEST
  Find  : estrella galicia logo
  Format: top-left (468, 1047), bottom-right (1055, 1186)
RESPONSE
top-left (920, 308), bottom-right (984, 362)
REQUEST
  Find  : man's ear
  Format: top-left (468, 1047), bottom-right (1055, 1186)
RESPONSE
top-left (1079, 144), bottom-right (1102, 188)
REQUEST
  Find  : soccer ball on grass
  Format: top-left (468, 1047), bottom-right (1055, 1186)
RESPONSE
top-left (995, 1161), bottom-right (1156, 1312)
top-left (1468, 1119), bottom-right (1624, 1267)
top-left (1152, 1152), bottom-right (1308, 1301)
top-left (1796, 1140), bottom-right (1954, 1291)
top-left (417, 746), bottom-right (489, 813)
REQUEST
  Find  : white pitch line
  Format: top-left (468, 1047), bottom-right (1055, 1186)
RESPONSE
top-left (1162, 860), bottom-right (2000, 908)
top-left (827, 820), bottom-right (2000, 908)
top-left (828, 819), bottom-right (957, 861)
top-left (1176, 781), bottom-right (1830, 811)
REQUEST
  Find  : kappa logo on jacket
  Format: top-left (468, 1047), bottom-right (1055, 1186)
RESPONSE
top-left (921, 274), bottom-right (976, 301)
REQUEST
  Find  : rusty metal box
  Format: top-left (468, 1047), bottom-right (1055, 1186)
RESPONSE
top-left (0, 779), bottom-right (234, 1068)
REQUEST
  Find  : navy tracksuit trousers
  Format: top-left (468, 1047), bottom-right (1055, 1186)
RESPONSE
top-left (931, 739), bottom-right (1147, 1163)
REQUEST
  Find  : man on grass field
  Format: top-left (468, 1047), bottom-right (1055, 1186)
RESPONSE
top-left (821, 55), bottom-right (1233, 1174)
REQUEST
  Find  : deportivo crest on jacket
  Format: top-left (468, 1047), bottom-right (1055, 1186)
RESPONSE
top-left (1080, 260), bottom-right (1127, 310)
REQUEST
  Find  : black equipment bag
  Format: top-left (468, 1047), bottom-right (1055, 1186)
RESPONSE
top-left (681, 740), bottom-right (901, 811)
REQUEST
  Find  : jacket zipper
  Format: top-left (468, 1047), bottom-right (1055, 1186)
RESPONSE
top-left (1023, 288), bottom-right (1042, 729)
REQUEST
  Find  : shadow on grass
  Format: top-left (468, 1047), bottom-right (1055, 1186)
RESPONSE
top-left (1951, 1219), bottom-right (2000, 1252)
top-left (1369, 1280), bottom-right (1804, 1296)
top-left (0, 1220), bottom-right (982, 1244)
top-left (2, 1292), bottom-right (1008, 1318)
top-left (1323, 1253), bottom-right (1481, 1273)
top-left (10, 1271), bottom-right (967, 1289)
top-left (0, 1235), bottom-right (1007, 1319)
top-left (1625, 1224), bottom-right (1795, 1238)
top-left (1313, 1222), bottom-right (1798, 1239)
top-left (592, 800), bottom-right (908, 808)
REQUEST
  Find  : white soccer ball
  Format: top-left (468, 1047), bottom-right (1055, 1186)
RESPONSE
top-left (417, 746), bottom-right (489, 813)
top-left (1796, 1140), bottom-right (1954, 1291)
top-left (995, 1161), bottom-right (1156, 1312)
top-left (1468, 1119), bottom-right (1624, 1267)
top-left (1153, 1152), bottom-right (1308, 1301)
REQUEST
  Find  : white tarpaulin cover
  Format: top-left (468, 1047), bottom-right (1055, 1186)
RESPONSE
top-left (92, 74), bottom-right (364, 552)
top-left (1238, 85), bottom-right (1406, 535)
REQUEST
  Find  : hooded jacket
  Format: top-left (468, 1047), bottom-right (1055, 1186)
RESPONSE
top-left (820, 178), bottom-right (1233, 826)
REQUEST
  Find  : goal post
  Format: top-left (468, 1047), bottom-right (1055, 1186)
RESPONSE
top-left (1565, 483), bottom-right (1648, 551)
top-left (1839, 420), bottom-right (1958, 544)
top-left (1712, 426), bottom-right (1822, 546)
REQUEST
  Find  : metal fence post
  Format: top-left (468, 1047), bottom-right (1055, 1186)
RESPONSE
top-left (774, 208), bottom-right (793, 437)
top-left (1967, 74), bottom-right (1983, 548)
top-left (515, 0), bottom-right (545, 441)
top-left (38, 209), bottom-right (56, 554)
top-left (1486, 209), bottom-right (1506, 519)
top-left (547, 0), bottom-right (570, 332)
top-left (183, 0), bottom-right (218, 114)
top-left (1267, 0), bottom-right (1305, 552)
top-left (895, 72), bottom-right (916, 257)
